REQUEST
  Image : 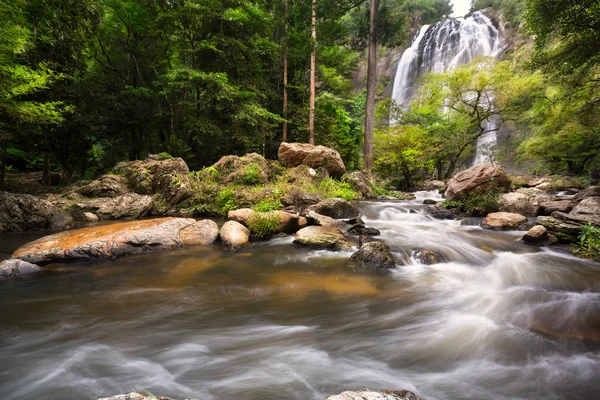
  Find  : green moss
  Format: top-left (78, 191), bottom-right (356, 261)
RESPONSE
top-left (157, 152), bottom-right (173, 160)
top-left (216, 189), bottom-right (237, 215)
top-left (253, 199), bottom-right (283, 212)
top-left (235, 164), bottom-right (262, 185)
top-left (247, 211), bottom-right (282, 238)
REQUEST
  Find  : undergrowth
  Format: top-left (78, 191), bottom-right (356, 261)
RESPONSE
top-left (248, 211), bottom-right (281, 238)
top-left (573, 223), bottom-right (600, 261)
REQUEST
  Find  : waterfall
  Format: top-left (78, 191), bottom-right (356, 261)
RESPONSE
top-left (391, 11), bottom-right (502, 165)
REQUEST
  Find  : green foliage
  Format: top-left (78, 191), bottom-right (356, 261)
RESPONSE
top-left (247, 211), bottom-right (281, 239)
top-left (371, 183), bottom-right (406, 199)
top-left (216, 189), bottom-right (237, 215)
top-left (235, 164), bottom-right (262, 185)
top-left (573, 223), bottom-right (600, 261)
top-left (443, 200), bottom-right (463, 209)
top-left (157, 152), bottom-right (173, 160)
top-left (317, 178), bottom-right (361, 200)
top-left (253, 199), bottom-right (283, 212)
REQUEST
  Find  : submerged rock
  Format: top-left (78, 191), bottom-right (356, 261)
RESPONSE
top-left (220, 221), bottom-right (250, 250)
top-left (0, 259), bottom-right (40, 280)
top-left (445, 164), bottom-right (511, 201)
top-left (423, 199), bottom-right (437, 205)
top-left (308, 198), bottom-right (360, 219)
top-left (325, 390), bottom-right (423, 400)
top-left (293, 226), bottom-right (353, 250)
top-left (278, 142), bottom-right (346, 177)
top-left (522, 225), bottom-right (557, 246)
top-left (350, 241), bottom-right (396, 269)
top-left (430, 209), bottom-right (455, 220)
top-left (11, 217), bottom-right (219, 265)
top-left (305, 209), bottom-right (345, 228)
top-left (0, 191), bottom-right (74, 233)
top-left (413, 249), bottom-right (448, 265)
top-left (98, 393), bottom-right (174, 400)
top-left (481, 212), bottom-right (527, 231)
top-left (348, 223), bottom-right (381, 236)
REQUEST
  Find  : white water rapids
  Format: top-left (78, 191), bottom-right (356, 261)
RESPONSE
top-left (1, 195), bottom-right (600, 399)
top-left (391, 12), bottom-right (502, 165)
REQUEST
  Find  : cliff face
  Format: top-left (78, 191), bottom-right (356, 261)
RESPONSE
top-left (352, 45), bottom-right (405, 99)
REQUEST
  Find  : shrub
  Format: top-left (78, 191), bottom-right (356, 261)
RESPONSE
top-left (234, 164), bottom-right (262, 185)
top-left (443, 200), bottom-right (463, 209)
top-left (247, 212), bottom-right (281, 239)
top-left (463, 190), bottom-right (501, 216)
top-left (573, 223), bottom-right (600, 261)
top-left (253, 199), bottom-right (283, 212)
top-left (371, 182), bottom-right (405, 200)
top-left (157, 152), bottom-right (173, 160)
top-left (216, 189), bottom-right (237, 215)
top-left (317, 178), bottom-right (360, 200)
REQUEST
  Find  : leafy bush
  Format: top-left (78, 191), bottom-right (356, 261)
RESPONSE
top-left (371, 182), bottom-right (405, 200)
top-left (253, 199), bottom-right (282, 212)
top-left (216, 189), bottom-right (237, 215)
top-left (443, 200), bottom-right (463, 209)
top-left (464, 190), bottom-right (501, 216)
top-left (573, 223), bottom-right (600, 261)
top-left (247, 211), bottom-right (281, 239)
top-left (317, 178), bottom-right (360, 200)
top-left (234, 164), bottom-right (262, 185)
top-left (157, 152), bottom-right (173, 160)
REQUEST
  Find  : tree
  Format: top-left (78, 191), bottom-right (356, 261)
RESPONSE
top-left (309, 0), bottom-right (317, 145)
top-left (363, 0), bottom-right (379, 170)
top-left (0, 0), bottom-right (66, 184)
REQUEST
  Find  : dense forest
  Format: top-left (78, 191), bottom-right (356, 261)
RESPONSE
top-left (0, 0), bottom-right (599, 187)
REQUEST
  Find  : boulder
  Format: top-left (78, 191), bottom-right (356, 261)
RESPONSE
top-left (68, 193), bottom-right (154, 220)
top-left (326, 390), bottom-right (423, 400)
top-left (348, 223), bottom-right (381, 236)
top-left (574, 186), bottom-right (600, 201)
top-left (554, 210), bottom-right (600, 226)
top-left (350, 241), bottom-right (396, 269)
top-left (418, 180), bottom-right (446, 191)
top-left (344, 216), bottom-right (365, 225)
top-left (228, 208), bottom-right (255, 225)
top-left (220, 221), bottom-right (250, 250)
top-left (499, 192), bottom-right (540, 216)
top-left (304, 209), bottom-right (346, 228)
top-left (423, 199), bottom-right (437, 205)
top-left (359, 234), bottom-right (377, 247)
top-left (481, 212), bottom-right (527, 231)
top-left (293, 226), bottom-right (353, 250)
top-left (571, 197), bottom-right (600, 217)
top-left (278, 142), bottom-right (346, 178)
top-left (212, 153), bottom-right (271, 185)
top-left (280, 187), bottom-right (324, 207)
top-left (413, 249), bottom-right (448, 265)
top-left (76, 175), bottom-right (128, 198)
top-left (0, 191), bottom-right (74, 233)
top-left (82, 212), bottom-right (99, 222)
top-left (0, 259), bottom-right (40, 280)
top-left (308, 198), bottom-right (359, 219)
top-left (430, 209), bottom-right (455, 220)
top-left (11, 217), bottom-right (219, 265)
top-left (344, 171), bottom-right (373, 198)
top-left (539, 200), bottom-right (577, 215)
top-left (113, 156), bottom-right (191, 206)
top-left (445, 164), bottom-right (511, 201)
top-left (515, 187), bottom-right (552, 203)
top-left (535, 216), bottom-right (582, 243)
top-left (522, 225), bottom-right (557, 246)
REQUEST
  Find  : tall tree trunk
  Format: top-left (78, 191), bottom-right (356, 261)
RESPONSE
top-left (282, 0), bottom-right (289, 142)
top-left (308, 0), bottom-right (316, 145)
top-left (363, 0), bottom-right (379, 170)
top-left (0, 140), bottom-right (6, 186)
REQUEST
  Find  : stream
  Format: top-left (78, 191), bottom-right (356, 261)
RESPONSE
top-left (1, 191), bottom-right (600, 400)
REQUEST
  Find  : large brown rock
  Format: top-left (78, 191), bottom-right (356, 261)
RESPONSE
top-left (499, 192), bottom-right (540, 216)
top-left (11, 217), bottom-right (218, 265)
top-left (539, 199), bottom-right (577, 215)
top-left (68, 193), bottom-right (154, 220)
top-left (220, 220), bottom-right (250, 250)
top-left (0, 191), bottom-right (74, 233)
top-left (535, 216), bottom-right (582, 243)
top-left (212, 153), bottom-right (271, 185)
top-left (350, 241), bottom-right (396, 269)
top-left (113, 156), bottom-right (191, 206)
top-left (281, 187), bottom-right (324, 207)
top-left (293, 226), bottom-right (353, 250)
top-left (522, 225), bottom-right (557, 246)
top-left (76, 175), bottom-right (128, 198)
top-left (571, 197), bottom-right (600, 217)
top-left (445, 164), bottom-right (511, 201)
top-left (278, 142), bottom-right (346, 178)
top-left (481, 212), bottom-right (527, 231)
top-left (308, 198), bottom-right (359, 219)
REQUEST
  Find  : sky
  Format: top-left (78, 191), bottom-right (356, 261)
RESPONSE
top-left (451, 0), bottom-right (471, 17)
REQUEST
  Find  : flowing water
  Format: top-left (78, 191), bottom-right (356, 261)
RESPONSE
top-left (390, 12), bottom-right (502, 165)
top-left (1, 194), bottom-right (600, 400)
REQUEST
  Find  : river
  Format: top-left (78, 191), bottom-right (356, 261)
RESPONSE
top-left (1, 192), bottom-right (599, 400)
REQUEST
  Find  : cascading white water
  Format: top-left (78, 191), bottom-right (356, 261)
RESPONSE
top-left (391, 12), bottom-right (502, 165)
